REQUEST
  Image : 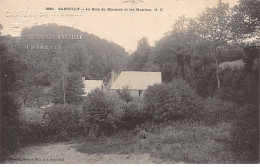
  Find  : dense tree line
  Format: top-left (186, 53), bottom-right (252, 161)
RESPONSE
top-left (0, 24), bottom-right (128, 160)
top-left (0, 35), bottom-right (23, 161)
top-left (0, 25), bottom-right (128, 107)
top-left (126, 0), bottom-right (259, 162)
top-left (127, 0), bottom-right (259, 99)
top-left (0, 0), bottom-right (259, 163)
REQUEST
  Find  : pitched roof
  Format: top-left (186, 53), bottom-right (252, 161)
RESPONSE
top-left (83, 80), bottom-right (104, 95)
top-left (219, 59), bottom-right (244, 69)
top-left (110, 71), bottom-right (162, 90)
top-left (219, 58), bottom-right (259, 69)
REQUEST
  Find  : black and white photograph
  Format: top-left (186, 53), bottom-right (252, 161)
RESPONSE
top-left (0, 0), bottom-right (259, 164)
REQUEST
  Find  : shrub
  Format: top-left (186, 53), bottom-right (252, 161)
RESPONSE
top-left (217, 67), bottom-right (259, 105)
top-left (231, 104), bottom-right (259, 163)
top-left (144, 79), bottom-right (203, 122)
top-left (118, 101), bottom-right (144, 130)
top-left (43, 104), bottom-right (84, 141)
top-left (202, 97), bottom-right (237, 125)
top-left (116, 87), bottom-right (132, 103)
top-left (192, 67), bottom-right (218, 98)
top-left (1, 94), bottom-right (21, 161)
top-left (82, 90), bottom-right (120, 137)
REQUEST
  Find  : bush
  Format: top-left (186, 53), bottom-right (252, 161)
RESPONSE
top-left (118, 101), bottom-right (144, 130)
top-left (82, 90), bottom-right (121, 137)
top-left (192, 67), bottom-right (218, 98)
top-left (144, 79), bottom-right (203, 122)
top-left (116, 87), bottom-right (132, 103)
top-left (43, 104), bottom-right (84, 141)
top-left (1, 94), bottom-right (21, 161)
top-left (202, 97), bottom-right (237, 125)
top-left (217, 67), bottom-right (259, 105)
top-left (232, 104), bottom-right (259, 163)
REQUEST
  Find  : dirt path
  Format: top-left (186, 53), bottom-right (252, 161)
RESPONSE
top-left (6, 142), bottom-right (170, 164)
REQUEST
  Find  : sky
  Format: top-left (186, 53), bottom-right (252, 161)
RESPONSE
top-left (0, 0), bottom-right (239, 52)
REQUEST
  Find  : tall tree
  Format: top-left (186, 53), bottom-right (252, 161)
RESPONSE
top-left (153, 16), bottom-right (198, 82)
top-left (0, 36), bottom-right (22, 161)
top-left (231, 0), bottom-right (260, 39)
top-left (127, 37), bottom-right (151, 71)
top-left (52, 71), bottom-right (84, 104)
top-left (196, 1), bottom-right (232, 89)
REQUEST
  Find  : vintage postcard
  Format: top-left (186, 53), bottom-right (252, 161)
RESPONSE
top-left (0, 0), bottom-right (259, 164)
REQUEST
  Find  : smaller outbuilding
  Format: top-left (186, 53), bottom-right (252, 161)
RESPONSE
top-left (82, 77), bottom-right (105, 96)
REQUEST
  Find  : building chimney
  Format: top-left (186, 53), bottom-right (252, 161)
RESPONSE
top-left (111, 70), bottom-right (116, 86)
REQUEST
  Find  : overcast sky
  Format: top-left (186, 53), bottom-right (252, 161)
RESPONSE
top-left (0, 0), bottom-right (238, 52)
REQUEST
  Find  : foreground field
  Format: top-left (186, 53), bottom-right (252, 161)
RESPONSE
top-left (6, 121), bottom-right (240, 164)
top-left (76, 121), bottom-right (238, 163)
top-left (6, 142), bottom-right (166, 164)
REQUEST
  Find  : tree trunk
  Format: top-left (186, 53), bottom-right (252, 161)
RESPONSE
top-left (185, 55), bottom-right (192, 80)
top-left (187, 64), bottom-right (193, 81)
top-left (36, 85), bottom-right (41, 108)
top-left (23, 96), bottom-right (27, 106)
top-left (176, 54), bottom-right (185, 80)
top-left (214, 52), bottom-right (221, 89)
top-left (62, 73), bottom-right (66, 105)
top-left (181, 64), bottom-right (185, 80)
top-left (61, 40), bottom-right (66, 106)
